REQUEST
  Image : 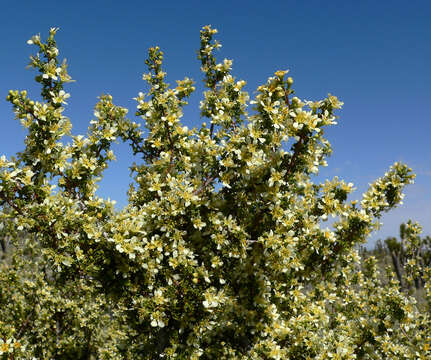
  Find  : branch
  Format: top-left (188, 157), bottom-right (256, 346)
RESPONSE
top-left (0, 192), bottom-right (23, 216)
top-left (163, 121), bottom-right (176, 175)
top-left (193, 175), bottom-right (216, 195)
top-left (129, 136), bottom-right (146, 155)
top-left (285, 132), bottom-right (308, 177)
top-left (16, 311), bottom-right (34, 340)
top-left (284, 88), bottom-right (290, 108)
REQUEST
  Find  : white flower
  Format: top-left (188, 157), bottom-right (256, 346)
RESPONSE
top-left (0, 339), bottom-right (13, 354)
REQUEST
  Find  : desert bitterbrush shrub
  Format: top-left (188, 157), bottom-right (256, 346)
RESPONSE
top-left (0, 26), bottom-right (429, 359)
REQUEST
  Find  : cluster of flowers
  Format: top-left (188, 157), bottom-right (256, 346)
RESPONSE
top-left (0, 26), bottom-right (429, 359)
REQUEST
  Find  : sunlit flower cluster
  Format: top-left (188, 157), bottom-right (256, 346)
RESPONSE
top-left (0, 25), bottom-right (428, 359)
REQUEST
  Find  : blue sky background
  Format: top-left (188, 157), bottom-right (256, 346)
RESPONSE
top-left (1, 0), bottom-right (429, 246)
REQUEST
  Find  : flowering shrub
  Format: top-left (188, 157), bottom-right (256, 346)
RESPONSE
top-left (0, 26), bottom-right (429, 359)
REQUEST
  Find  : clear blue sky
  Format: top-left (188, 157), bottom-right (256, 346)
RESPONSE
top-left (1, 0), bottom-right (430, 245)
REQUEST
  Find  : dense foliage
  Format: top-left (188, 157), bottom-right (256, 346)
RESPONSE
top-left (0, 26), bottom-right (430, 359)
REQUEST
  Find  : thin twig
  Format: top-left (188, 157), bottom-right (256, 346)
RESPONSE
top-left (193, 176), bottom-right (216, 195)
top-left (16, 311), bottom-right (34, 339)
